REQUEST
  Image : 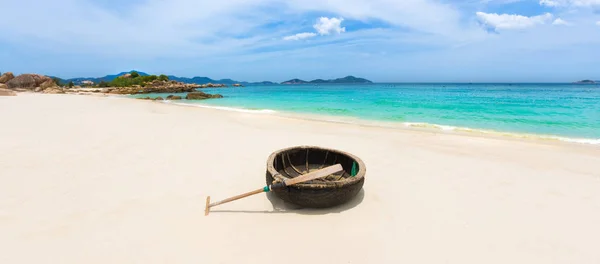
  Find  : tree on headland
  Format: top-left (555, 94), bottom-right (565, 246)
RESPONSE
top-left (52, 77), bottom-right (62, 87)
top-left (68, 81), bottom-right (74, 88)
top-left (106, 72), bottom-right (171, 87)
top-left (98, 81), bottom-right (110, 87)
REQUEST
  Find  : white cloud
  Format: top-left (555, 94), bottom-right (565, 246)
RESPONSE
top-left (539, 0), bottom-right (600, 7)
top-left (476, 12), bottom-right (553, 30)
top-left (283, 32), bottom-right (317, 40)
top-left (552, 18), bottom-right (571, 25)
top-left (313, 17), bottom-right (346, 35)
top-left (539, 0), bottom-right (560, 6)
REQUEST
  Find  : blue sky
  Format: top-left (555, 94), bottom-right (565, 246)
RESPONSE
top-left (1, 0), bottom-right (600, 82)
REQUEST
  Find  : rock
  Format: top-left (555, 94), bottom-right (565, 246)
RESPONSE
top-left (34, 87), bottom-right (43, 92)
top-left (185, 91), bottom-right (223, 100)
top-left (0, 83), bottom-right (7, 89)
top-left (42, 87), bottom-right (65, 94)
top-left (0, 88), bottom-right (17, 96)
top-left (154, 97), bottom-right (164, 101)
top-left (0, 72), bottom-right (15, 83)
top-left (107, 83), bottom-right (199, 95)
top-left (40, 79), bottom-right (57, 89)
top-left (205, 83), bottom-right (226, 88)
top-left (233, 83), bottom-right (243, 87)
top-left (6, 74), bottom-right (52, 89)
top-left (166, 95), bottom-right (182, 100)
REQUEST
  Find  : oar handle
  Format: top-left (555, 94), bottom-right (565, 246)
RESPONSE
top-left (208, 187), bottom-right (266, 208)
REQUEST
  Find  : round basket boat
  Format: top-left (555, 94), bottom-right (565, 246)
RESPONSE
top-left (266, 145), bottom-right (366, 208)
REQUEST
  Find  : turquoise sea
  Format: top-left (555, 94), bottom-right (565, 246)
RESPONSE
top-left (131, 83), bottom-right (600, 144)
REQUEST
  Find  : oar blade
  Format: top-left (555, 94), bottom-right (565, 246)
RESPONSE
top-left (284, 164), bottom-right (343, 186)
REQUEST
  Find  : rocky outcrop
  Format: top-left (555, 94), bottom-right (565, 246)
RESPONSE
top-left (107, 80), bottom-right (200, 95)
top-left (0, 88), bottom-right (17, 96)
top-left (42, 87), bottom-right (65, 94)
top-left (198, 83), bottom-right (227, 88)
top-left (6, 74), bottom-right (52, 89)
top-left (166, 95), bottom-right (182, 100)
top-left (185, 91), bottom-right (223, 100)
top-left (40, 79), bottom-right (57, 89)
top-left (0, 83), bottom-right (7, 89)
top-left (233, 83), bottom-right (243, 87)
top-left (0, 72), bottom-right (15, 83)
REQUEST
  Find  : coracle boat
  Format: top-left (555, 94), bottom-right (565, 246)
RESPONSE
top-left (266, 145), bottom-right (366, 208)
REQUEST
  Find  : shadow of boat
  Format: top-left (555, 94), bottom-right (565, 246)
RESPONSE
top-left (209, 188), bottom-right (365, 215)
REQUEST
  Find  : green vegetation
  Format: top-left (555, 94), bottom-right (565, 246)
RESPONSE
top-left (104, 71), bottom-right (170, 87)
top-left (98, 81), bottom-right (110, 87)
top-left (52, 77), bottom-right (63, 87)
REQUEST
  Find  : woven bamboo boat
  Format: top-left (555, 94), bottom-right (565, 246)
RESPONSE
top-left (266, 146), bottom-right (366, 208)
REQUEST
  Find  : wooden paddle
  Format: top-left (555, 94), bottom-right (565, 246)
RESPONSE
top-left (205, 163), bottom-right (343, 216)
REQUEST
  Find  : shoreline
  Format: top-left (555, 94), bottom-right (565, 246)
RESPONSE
top-left (16, 90), bottom-right (598, 147)
top-left (140, 96), bottom-right (600, 147)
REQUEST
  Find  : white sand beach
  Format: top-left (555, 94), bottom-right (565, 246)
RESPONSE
top-left (1, 93), bottom-right (599, 264)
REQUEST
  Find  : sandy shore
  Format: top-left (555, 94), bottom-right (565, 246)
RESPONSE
top-left (1, 93), bottom-right (599, 264)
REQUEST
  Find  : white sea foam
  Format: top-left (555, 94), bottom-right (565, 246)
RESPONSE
top-left (401, 122), bottom-right (600, 145)
top-left (168, 101), bottom-right (277, 114)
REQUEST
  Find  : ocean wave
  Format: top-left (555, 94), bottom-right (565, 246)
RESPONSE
top-left (167, 101), bottom-right (277, 114)
top-left (401, 122), bottom-right (600, 145)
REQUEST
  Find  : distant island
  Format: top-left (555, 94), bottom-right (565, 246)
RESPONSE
top-left (573, 80), bottom-right (599, 84)
top-left (51, 70), bottom-right (372, 86)
top-left (281, 76), bottom-right (373, 84)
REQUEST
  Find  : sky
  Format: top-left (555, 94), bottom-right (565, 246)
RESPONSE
top-left (1, 0), bottom-right (599, 83)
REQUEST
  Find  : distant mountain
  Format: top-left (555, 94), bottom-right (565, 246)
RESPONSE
top-left (51, 70), bottom-right (150, 85)
top-left (166, 75), bottom-right (275, 86)
top-left (573, 80), bottom-right (598, 84)
top-left (51, 71), bottom-right (370, 86)
top-left (281, 79), bottom-right (308, 84)
top-left (282, 76), bottom-right (372, 85)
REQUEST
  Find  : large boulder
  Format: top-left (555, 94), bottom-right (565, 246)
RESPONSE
top-left (185, 91), bottom-right (223, 100)
top-left (166, 95), bottom-right (182, 100)
top-left (6, 74), bottom-right (52, 89)
top-left (0, 72), bottom-right (15, 83)
top-left (0, 83), bottom-right (7, 89)
top-left (40, 79), bottom-right (57, 89)
top-left (0, 88), bottom-right (17, 96)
